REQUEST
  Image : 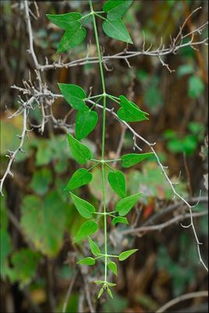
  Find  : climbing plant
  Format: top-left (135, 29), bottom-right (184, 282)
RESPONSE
top-left (47, 0), bottom-right (155, 299)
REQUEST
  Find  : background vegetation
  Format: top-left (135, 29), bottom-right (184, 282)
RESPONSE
top-left (0, 0), bottom-right (208, 312)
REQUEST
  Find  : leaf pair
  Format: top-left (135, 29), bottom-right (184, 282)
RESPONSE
top-left (46, 13), bottom-right (86, 53)
top-left (59, 84), bottom-right (98, 140)
top-left (102, 0), bottom-right (133, 44)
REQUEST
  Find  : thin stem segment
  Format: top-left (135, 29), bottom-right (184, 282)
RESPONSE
top-left (89, 0), bottom-right (108, 283)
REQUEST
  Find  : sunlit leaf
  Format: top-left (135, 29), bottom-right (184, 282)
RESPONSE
top-left (70, 192), bottom-right (95, 219)
top-left (115, 193), bottom-right (142, 216)
top-left (118, 249), bottom-right (138, 261)
top-left (121, 152), bottom-right (154, 168)
top-left (89, 238), bottom-right (101, 256)
top-left (112, 216), bottom-right (128, 225)
top-left (65, 168), bottom-right (92, 191)
top-left (77, 257), bottom-right (95, 265)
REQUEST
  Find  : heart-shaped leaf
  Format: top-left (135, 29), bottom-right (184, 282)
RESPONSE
top-left (88, 238), bottom-right (101, 256)
top-left (103, 0), bottom-right (133, 20)
top-left (119, 249), bottom-right (138, 261)
top-left (102, 19), bottom-right (133, 44)
top-left (115, 193), bottom-right (142, 216)
top-left (74, 220), bottom-right (98, 242)
top-left (117, 96), bottom-right (149, 122)
top-left (75, 110), bottom-right (98, 140)
top-left (77, 257), bottom-right (95, 265)
top-left (121, 152), bottom-right (154, 168)
top-left (70, 193), bottom-right (95, 219)
top-left (65, 168), bottom-right (92, 191)
top-left (67, 134), bottom-right (92, 165)
top-left (58, 83), bottom-right (88, 111)
top-left (108, 170), bottom-right (126, 198)
top-left (46, 12), bottom-right (82, 30)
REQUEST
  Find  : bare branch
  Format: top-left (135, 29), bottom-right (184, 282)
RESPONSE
top-left (156, 290), bottom-right (208, 313)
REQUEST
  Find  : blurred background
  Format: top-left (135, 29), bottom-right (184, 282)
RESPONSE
top-left (0, 0), bottom-right (208, 312)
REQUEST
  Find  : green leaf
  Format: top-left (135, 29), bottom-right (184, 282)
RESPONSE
top-left (107, 287), bottom-right (114, 298)
top-left (8, 249), bottom-right (41, 285)
top-left (188, 75), bottom-right (205, 98)
top-left (119, 249), bottom-right (138, 261)
top-left (108, 170), bottom-right (126, 198)
top-left (121, 152), bottom-right (154, 168)
top-left (89, 238), bottom-right (101, 256)
top-left (97, 287), bottom-right (105, 299)
top-left (102, 19), bottom-right (133, 44)
top-left (117, 96), bottom-right (149, 122)
top-left (115, 193), bottom-right (142, 216)
top-left (70, 193), bottom-right (95, 219)
top-left (57, 26), bottom-right (87, 53)
top-left (103, 0), bottom-right (133, 20)
top-left (75, 110), bottom-right (98, 140)
top-left (46, 12), bottom-right (82, 30)
top-left (30, 168), bottom-right (52, 196)
top-left (65, 168), bottom-right (92, 191)
top-left (108, 261), bottom-right (118, 275)
top-left (58, 83), bottom-right (88, 111)
top-left (21, 192), bottom-right (66, 256)
top-left (77, 257), bottom-right (95, 266)
top-left (67, 134), bottom-right (92, 165)
top-left (74, 220), bottom-right (98, 243)
top-left (112, 216), bottom-right (128, 225)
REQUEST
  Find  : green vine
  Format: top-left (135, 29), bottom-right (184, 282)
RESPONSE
top-left (46, 0), bottom-right (155, 299)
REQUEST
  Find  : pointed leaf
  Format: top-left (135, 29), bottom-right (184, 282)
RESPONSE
top-left (70, 193), bottom-right (95, 219)
top-left (97, 287), bottom-right (105, 299)
top-left (121, 152), bottom-right (154, 168)
top-left (77, 257), bottom-right (95, 265)
top-left (108, 170), bottom-right (126, 198)
top-left (119, 249), bottom-right (138, 261)
top-left (102, 19), bottom-right (133, 44)
top-left (94, 280), bottom-right (106, 285)
top-left (108, 261), bottom-right (118, 276)
top-left (112, 216), bottom-right (128, 225)
top-left (65, 169), bottom-right (92, 191)
top-left (58, 83), bottom-right (88, 111)
top-left (57, 26), bottom-right (87, 53)
top-left (74, 220), bottom-right (98, 242)
top-left (67, 134), bottom-right (92, 165)
top-left (75, 110), bottom-right (98, 140)
top-left (89, 238), bottom-right (101, 256)
top-left (103, 0), bottom-right (133, 20)
top-left (107, 287), bottom-right (113, 298)
top-left (46, 12), bottom-right (82, 30)
top-left (115, 193), bottom-right (142, 216)
top-left (117, 95), bottom-right (149, 122)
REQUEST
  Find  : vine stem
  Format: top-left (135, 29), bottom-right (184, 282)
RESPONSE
top-left (89, 0), bottom-right (108, 283)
